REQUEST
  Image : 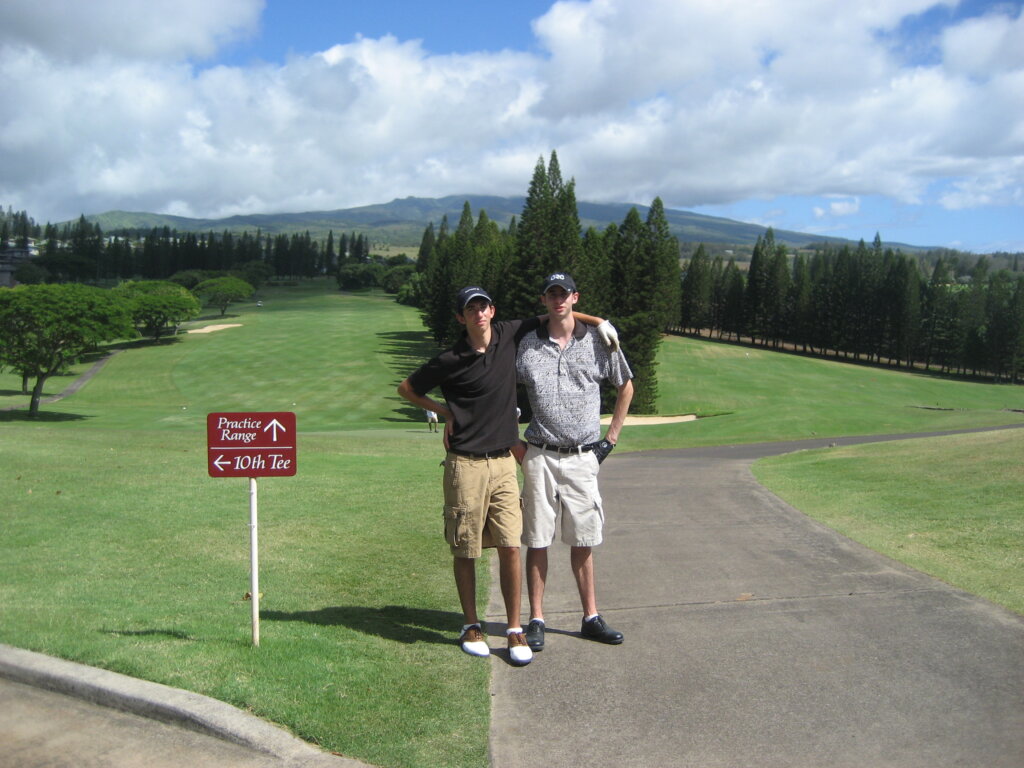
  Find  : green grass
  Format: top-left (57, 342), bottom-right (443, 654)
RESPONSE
top-left (2, 432), bottom-right (491, 767)
top-left (2, 284), bottom-right (432, 431)
top-left (2, 281), bottom-right (1023, 767)
top-left (1, 284), bottom-right (490, 768)
top-left (753, 429), bottom-right (1024, 615)
top-left (620, 335), bottom-right (1024, 452)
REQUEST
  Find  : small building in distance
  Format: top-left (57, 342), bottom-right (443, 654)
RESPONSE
top-left (0, 240), bottom-right (40, 287)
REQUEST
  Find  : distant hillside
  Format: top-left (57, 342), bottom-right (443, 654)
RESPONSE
top-left (82, 195), bottom-right (929, 254)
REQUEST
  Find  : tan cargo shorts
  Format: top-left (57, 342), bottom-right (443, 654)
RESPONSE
top-left (442, 452), bottom-right (522, 558)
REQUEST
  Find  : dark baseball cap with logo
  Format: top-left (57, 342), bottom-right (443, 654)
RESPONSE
top-left (455, 286), bottom-right (494, 312)
top-left (542, 272), bottom-right (577, 293)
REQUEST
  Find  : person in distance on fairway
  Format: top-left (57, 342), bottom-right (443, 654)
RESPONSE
top-left (424, 408), bottom-right (439, 432)
top-left (397, 285), bottom-right (618, 665)
top-left (515, 272), bottom-right (634, 652)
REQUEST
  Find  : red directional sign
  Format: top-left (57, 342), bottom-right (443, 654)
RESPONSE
top-left (207, 412), bottom-right (297, 478)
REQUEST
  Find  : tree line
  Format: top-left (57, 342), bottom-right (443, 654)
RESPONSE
top-left (678, 229), bottom-right (1024, 382)
top-left (4, 213), bottom-right (376, 286)
top-left (6, 211), bottom-right (425, 312)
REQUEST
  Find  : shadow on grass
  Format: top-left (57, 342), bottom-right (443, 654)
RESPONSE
top-left (193, 311), bottom-right (240, 322)
top-left (101, 628), bottom-right (196, 641)
top-left (263, 605), bottom-right (461, 645)
top-left (0, 409), bottom-right (92, 422)
top-left (376, 330), bottom-right (440, 378)
top-left (380, 395), bottom-right (431, 423)
top-left (377, 331), bottom-right (444, 423)
top-left (108, 336), bottom-right (185, 351)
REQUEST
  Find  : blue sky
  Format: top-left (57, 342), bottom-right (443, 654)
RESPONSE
top-left (1, 0), bottom-right (1022, 253)
top-left (219, 0), bottom-right (558, 61)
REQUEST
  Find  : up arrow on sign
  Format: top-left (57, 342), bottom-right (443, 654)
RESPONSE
top-left (263, 418), bottom-right (287, 441)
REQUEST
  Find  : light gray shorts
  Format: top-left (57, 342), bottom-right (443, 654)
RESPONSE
top-left (521, 444), bottom-right (604, 548)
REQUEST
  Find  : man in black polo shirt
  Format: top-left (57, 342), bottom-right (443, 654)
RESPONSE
top-left (398, 286), bottom-right (537, 665)
top-left (397, 285), bottom-right (617, 665)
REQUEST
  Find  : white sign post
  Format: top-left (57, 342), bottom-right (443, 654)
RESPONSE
top-left (249, 477), bottom-right (260, 646)
top-left (207, 412), bottom-right (297, 647)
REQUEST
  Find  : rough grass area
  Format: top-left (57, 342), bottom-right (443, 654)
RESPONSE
top-left (630, 334), bottom-right (1024, 451)
top-left (753, 429), bottom-right (1024, 615)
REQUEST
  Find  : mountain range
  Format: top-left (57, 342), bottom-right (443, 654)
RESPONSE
top-left (83, 195), bottom-right (930, 254)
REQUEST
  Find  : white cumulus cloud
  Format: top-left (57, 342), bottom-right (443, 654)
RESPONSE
top-left (815, 197), bottom-right (861, 218)
top-left (0, 0), bottom-right (1021, 234)
top-left (0, 0), bottom-right (262, 61)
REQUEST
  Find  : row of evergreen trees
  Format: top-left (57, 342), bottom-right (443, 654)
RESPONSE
top-left (409, 152), bottom-right (680, 413)
top-left (0, 207), bottom-right (35, 249)
top-left (7, 214), bottom-right (374, 284)
top-left (679, 230), bottom-right (1024, 382)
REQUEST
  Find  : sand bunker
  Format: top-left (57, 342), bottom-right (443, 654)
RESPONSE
top-left (188, 324), bottom-right (242, 334)
top-left (600, 414), bottom-right (697, 426)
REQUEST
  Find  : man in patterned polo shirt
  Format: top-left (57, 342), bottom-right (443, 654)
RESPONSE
top-left (515, 272), bottom-right (634, 652)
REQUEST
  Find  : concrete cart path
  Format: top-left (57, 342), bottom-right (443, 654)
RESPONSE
top-left (0, 677), bottom-right (286, 768)
top-left (0, 644), bottom-right (370, 768)
top-left (489, 428), bottom-right (1024, 768)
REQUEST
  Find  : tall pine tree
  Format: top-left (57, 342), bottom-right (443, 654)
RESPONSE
top-left (574, 225), bottom-right (613, 320)
top-left (645, 197), bottom-right (682, 331)
top-left (507, 152), bottom-right (582, 319)
top-left (416, 222), bottom-right (435, 273)
top-left (680, 244), bottom-right (712, 332)
top-left (607, 208), bottom-right (663, 412)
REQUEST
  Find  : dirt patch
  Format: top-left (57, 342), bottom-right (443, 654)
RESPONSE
top-left (600, 414), bottom-right (697, 426)
top-left (188, 324), bottom-right (242, 334)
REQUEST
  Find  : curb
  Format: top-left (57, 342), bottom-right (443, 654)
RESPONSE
top-left (0, 644), bottom-right (370, 767)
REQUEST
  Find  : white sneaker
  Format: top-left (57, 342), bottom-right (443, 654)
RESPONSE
top-left (459, 625), bottom-right (490, 657)
top-left (507, 631), bottom-right (533, 666)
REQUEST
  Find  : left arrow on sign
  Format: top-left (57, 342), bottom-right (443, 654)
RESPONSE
top-left (213, 455), bottom-right (231, 471)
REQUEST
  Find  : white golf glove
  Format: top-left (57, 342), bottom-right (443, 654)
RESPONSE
top-left (596, 320), bottom-right (620, 352)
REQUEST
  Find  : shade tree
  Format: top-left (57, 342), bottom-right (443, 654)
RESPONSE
top-left (0, 283), bottom-right (135, 416)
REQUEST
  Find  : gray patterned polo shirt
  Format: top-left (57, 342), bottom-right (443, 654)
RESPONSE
top-left (516, 320), bottom-right (633, 447)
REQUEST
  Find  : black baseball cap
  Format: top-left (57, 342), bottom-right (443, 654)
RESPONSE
top-left (542, 272), bottom-right (577, 293)
top-left (455, 286), bottom-right (494, 312)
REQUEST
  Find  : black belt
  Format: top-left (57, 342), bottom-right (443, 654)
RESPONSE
top-left (529, 441), bottom-right (596, 454)
top-left (448, 448), bottom-right (511, 460)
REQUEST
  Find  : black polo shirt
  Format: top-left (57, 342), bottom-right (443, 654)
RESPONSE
top-left (408, 318), bottom-right (540, 454)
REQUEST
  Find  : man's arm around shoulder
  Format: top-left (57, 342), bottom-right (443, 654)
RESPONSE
top-left (573, 310), bottom-right (619, 351)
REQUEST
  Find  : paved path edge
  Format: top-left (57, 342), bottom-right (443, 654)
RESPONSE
top-left (0, 643), bottom-right (369, 767)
